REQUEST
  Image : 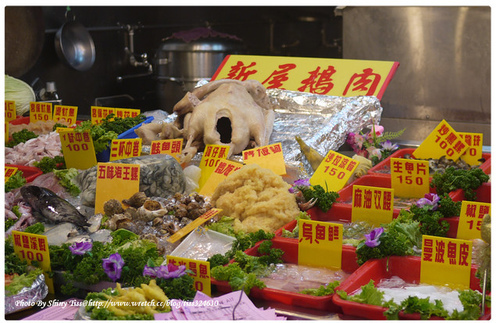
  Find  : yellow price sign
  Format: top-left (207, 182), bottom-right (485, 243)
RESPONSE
top-left (390, 158), bottom-right (429, 198)
top-left (29, 102), bottom-right (53, 123)
top-left (5, 100), bottom-right (17, 122)
top-left (298, 219), bottom-right (343, 269)
top-left (242, 142), bottom-right (286, 176)
top-left (351, 185), bottom-right (394, 225)
top-left (58, 128), bottom-right (97, 169)
top-left (199, 160), bottom-right (243, 197)
top-left (12, 231), bottom-right (54, 294)
top-left (456, 201), bottom-right (490, 240)
top-left (151, 139), bottom-right (183, 162)
top-left (91, 106), bottom-right (116, 124)
top-left (53, 105), bottom-right (78, 125)
top-left (109, 138), bottom-right (142, 161)
top-left (5, 166), bottom-right (18, 182)
top-left (212, 55), bottom-right (399, 100)
top-left (420, 235), bottom-right (472, 290)
top-left (94, 163), bottom-right (140, 214)
top-left (309, 151), bottom-right (359, 192)
top-left (459, 132), bottom-right (483, 166)
top-left (167, 256), bottom-right (211, 297)
top-left (198, 145), bottom-right (230, 191)
top-left (167, 208), bottom-right (222, 244)
top-left (413, 120), bottom-right (470, 161)
top-left (114, 108), bottom-right (141, 119)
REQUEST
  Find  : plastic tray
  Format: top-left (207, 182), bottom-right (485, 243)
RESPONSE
top-left (5, 164), bottom-right (43, 183)
top-left (96, 116), bottom-right (154, 162)
top-left (368, 148), bottom-right (491, 176)
top-left (332, 256), bottom-right (489, 320)
top-left (211, 239), bottom-right (359, 312)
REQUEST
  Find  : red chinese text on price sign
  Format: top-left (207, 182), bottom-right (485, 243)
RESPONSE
top-left (109, 138), bottom-right (142, 161)
top-left (12, 231), bottom-right (54, 293)
top-left (53, 105), bottom-right (78, 125)
top-left (456, 201), bottom-right (491, 240)
top-left (412, 120), bottom-right (470, 161)
top-left (167, 255), bottom-right (211, 297)
top-left (5, 100), bottom-right (17, 123)
top-left (58, 128), bottom-right (97, 169)
top-left (91, 106), bottom-right (116, 124)
top-left (150, 139), bottom-right (183, 162)
top-left (351, 185), bottom-right (394, 225)
top-left (198, 145), bottom-right (230, 192)
top-left (242, 142), bottom-right (286, 176)
top-left (420, 235), bottom-right (472, 290)
top-left (298, 219), bottom-right (343, 269)
top-left (390, 158), bottom-right (429, 198)
top-left (211, 55), bottom-right (399, 100)
top-left (458, 132), bottom-right (483, 166)
top-left (199, 160), bottom-right (243, 197)
top-left (94, 163), bottom-right (140, 214)
top-left (114, 108), bottom-right (141, 119)
top-left (167, 208), bottom-right (223, 244)
top-left (309, 151), bottom-right (359, 192)
top-left (29, 102), bottom-right (53, 123)
top-left (5, 166), bottom-right (18, 183)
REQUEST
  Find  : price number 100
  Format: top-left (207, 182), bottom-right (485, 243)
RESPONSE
top-left (19, 249), bottom-right (44, 262)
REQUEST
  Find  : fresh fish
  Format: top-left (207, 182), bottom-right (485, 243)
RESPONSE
top-left (20, 185), bottom-right (89, 228)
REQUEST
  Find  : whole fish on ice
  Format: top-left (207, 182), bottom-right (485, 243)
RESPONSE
top-left (20, 186), bottom-right (89, 228)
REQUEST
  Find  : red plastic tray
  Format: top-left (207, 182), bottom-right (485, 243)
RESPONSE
top-left (5, 164), bottom-right (43, 183)
top-left (332, 256), bottom-right (489, 320)
top-left (211, 239), bottom-right (360, 312)
top-left (368, 148), bottom-right (491, 176)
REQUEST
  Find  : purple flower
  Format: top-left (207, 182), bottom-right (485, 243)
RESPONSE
top-left (142, 264), bottom-right (187, 279)
top-left (289, 178), bottom-right (310, 193)
top-left (102, 253), bottom-right (125, 282)
top-left (380, 140), bottom-right (399, 151)
top-left (69, 241), bottom-right (93, 256)
top-left (364, 227), bottom-right (384, 248)
top-left (416, 193), bottom-right (440, 210)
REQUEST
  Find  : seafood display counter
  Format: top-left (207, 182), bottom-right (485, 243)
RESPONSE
top-left (5, 81), bottom-right (491, 320)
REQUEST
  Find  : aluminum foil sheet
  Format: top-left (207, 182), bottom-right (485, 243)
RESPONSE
top-left (5, 274), bottom-right (48, 315)
top-left (143, 87), bottom-right (382, 176)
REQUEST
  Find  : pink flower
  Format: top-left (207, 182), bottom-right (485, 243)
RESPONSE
top-left (366, 146), bottom-right (382, 159)
top-left (366, 125), bottom-right (384, 143)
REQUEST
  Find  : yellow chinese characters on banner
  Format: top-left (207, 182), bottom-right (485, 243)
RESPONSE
top-left (115, 108), bottom-right (141, 119)
top-left (457, 201), bottom-right (490, 240)
top-left (167, 208), bottom-right (222, 243)
top-left (12, 231), bottom-right (54, 293)
top-left (459, 132), bottom-right (483, 166)
top-left (390, 158), bottom-right (429, 198)
top-left (29, 102), bottom-right (53, 123)
top-left (199, 160), bottom-right (243, 197)
top-left (94, 163), bottom-right (140, 214)
top-left (53, 105), bottom-right (78, 125)
top-left (5, 100), bottom-right (17, 123)
top-left (212, 55), bottom-right (399, 100)
top-left (150, 139), bottom-right (183, 162)
top-left (58, 128), bottom-right (97, 169)
top-left (167, 256), bottom-right (211, 297)
top-left (198, 145), bottom-right (230, 191)
top-left (109, 138), bottom-right (142, 161)
top-left (412, 120), bottom-right (470, 161)
top-left (91, 106), bottom-right (116, 124)
top-left (420, 235), bottom-right (472, 290)
top-left (5, 166), bottom-right (18, 182)
top-left (351, 185), bottom-right (394, 225)
top-left (309, 151), bottom-right (359, 192)
top-left (242, 143), bottom-right (286, 176)
top-left (298, 219), bottom-right (343, 269)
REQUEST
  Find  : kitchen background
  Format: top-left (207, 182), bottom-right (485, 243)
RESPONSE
top-left (5, 6), bottom-right (491, 145)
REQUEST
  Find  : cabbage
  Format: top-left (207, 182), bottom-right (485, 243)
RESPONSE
top-left (5, 75), bottom-right (36, 116)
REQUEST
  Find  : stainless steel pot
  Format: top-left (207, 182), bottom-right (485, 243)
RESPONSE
top-left (54, 10), bottom-right (95, 71)
top-left (156, 33), bottom-right (244, 112)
